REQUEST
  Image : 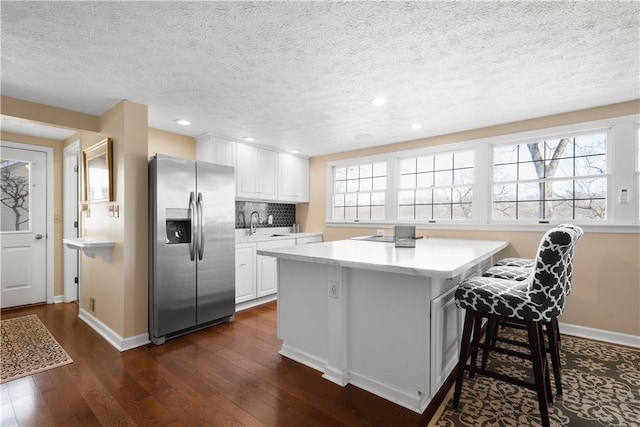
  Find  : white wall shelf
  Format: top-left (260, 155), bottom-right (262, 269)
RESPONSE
top-left (63, 238), bottom-right (115, 263)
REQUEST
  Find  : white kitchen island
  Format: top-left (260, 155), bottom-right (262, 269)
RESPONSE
top-left (258, 237), bottom-right (509, 414)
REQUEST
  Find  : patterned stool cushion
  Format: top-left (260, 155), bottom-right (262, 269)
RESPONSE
top-left (494, 257), bottom-right (535, 268)
top-left (483, 265), bottom-right (530, 281)
top-left (456, 227), bottom-right (580, 322)
top-left (494, 224), bottom-right (583, 271)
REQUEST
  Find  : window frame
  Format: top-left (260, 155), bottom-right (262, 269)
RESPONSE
top-left (396, 148), bottom-right (475, 222)
top-left (326, 153), bottom-right (393, 224)
top-left (325, 114), bottom-right (640, 232)
top-left (489, 127), bottom-right (611, 225)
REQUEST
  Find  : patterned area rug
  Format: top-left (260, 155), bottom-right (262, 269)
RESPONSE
top-left (1, 314), bottom-right (73, 384)
top-left (434, 330), bottom-right (640, 427)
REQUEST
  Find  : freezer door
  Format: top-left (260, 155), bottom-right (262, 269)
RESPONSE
top-left (149, 155), bottom-right (197, 340)
top-left (196, 161), bottom-right (236, 324)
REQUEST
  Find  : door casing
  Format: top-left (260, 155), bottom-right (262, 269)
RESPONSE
top-left (63, 140), bottom-right (80, 302)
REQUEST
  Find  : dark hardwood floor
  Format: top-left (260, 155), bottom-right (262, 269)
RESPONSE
top-left (1, 302), bottom-right (439, 426)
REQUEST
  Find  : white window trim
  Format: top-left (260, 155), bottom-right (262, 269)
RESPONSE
top-left (489, 127), bottom-right (611, 224)
top-left (325, 114), bottom-right (640, 233)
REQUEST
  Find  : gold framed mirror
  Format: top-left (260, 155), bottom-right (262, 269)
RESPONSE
top-left (83, 138), bottom-right (113, 202)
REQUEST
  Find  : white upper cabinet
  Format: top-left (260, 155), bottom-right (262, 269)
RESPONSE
top-left (278, 153), bottom-right (309, 203)
top-left (195, 134), bottom-right (236, 167)
top-left (197, 136), bottom-right (309, 203)
top-left (236, 143), bottom-right (277, 200)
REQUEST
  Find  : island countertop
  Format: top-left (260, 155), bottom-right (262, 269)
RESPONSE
top-left (257, 237), bottom-right (509, 278)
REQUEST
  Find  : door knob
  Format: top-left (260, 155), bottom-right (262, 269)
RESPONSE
top-left (35, 234), bottom-right (43, 240)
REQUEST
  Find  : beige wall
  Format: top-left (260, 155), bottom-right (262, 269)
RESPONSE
top-left (0, 131), bottom-right (65, 297)
top-left (148, 128), bottom-right (195, 159)
top-left (298, 100), bottom-right (640, 337)
top-left (80, 100), bottom-right (149, 337)
top-left (1, 96), bottom-right (99, 133)
top-left (3, 97), bottom-right (150, 340)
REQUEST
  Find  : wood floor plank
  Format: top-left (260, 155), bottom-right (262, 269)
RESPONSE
top-left (1, 301), bottom-right (440, 426)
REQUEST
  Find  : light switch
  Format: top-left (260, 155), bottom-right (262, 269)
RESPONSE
top-left (620, 189), bottom-right (629, 204)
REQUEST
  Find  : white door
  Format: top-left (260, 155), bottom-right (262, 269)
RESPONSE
top-left (1, 146), bottom-right (47, 308)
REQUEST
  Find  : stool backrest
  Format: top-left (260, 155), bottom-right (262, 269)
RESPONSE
top-left (557, 224), bottom-right (584, 294)
top-left (527, 226), bottom-right (580, 320)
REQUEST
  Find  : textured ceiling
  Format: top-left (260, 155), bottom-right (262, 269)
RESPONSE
top-left (1, 1), bottom-right (638, 156)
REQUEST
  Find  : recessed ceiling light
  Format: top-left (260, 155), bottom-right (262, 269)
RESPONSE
top-left (289, 149), bottom-right (300, 154)
top-left (411, 123), bottom-right (422, 129)
top-left (371, 97), bottom-right (386, 106)
top-left (242, 137), bottom-right (255, 142)
top-left (174, 119), bottom-right (190, 126)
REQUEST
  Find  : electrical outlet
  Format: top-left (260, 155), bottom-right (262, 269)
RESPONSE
top-left (329, 280), bottom-right (340, 299)
top-left (90, 297), bottom-right (96, 312)
top-left (376, 229), bottom-right (385, 236)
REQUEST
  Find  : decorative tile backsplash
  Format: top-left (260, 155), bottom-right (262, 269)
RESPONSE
top-left (235, 201), bottom-right (296, 229)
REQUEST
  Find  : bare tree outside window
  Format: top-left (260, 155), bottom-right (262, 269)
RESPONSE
top-left (492, 133), bottom-right (607, 221)
top-left (0, 159), bottom-right (30, 231)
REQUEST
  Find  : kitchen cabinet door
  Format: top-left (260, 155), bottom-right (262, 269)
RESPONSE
top-left (236, 144), bottom-right (259, 198)
top-left (256, 239), bottom-right (295, 298)
top-left (430, 285), bottom-right (464, 395)
top-left (296, 156), bottom-right (309, 202)
top-left (235, 243), bottom-right (256, 304)
top-left (257, 255), bottom-right (278, 297)
top-left (258, 148), bottom-right (277, 200)
top-left (278, 154), bottom-right (309, 202)
top-left (196, 134), bottom-right (236, 167)
top-left (236, 144), bottom-right (277, 200)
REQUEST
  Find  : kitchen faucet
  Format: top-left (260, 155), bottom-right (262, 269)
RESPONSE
top-left (249, 211), bottom-right (261, 235)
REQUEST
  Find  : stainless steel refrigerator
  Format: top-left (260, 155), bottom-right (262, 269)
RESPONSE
top-left (149, 154), bottom-right (235, 345)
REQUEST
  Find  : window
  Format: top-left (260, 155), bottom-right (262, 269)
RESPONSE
top-left (331, 162), bottom-right (386, 221)
top-left (327, 115), bottom-right (635, 228)
top-left (398, 150), bottom-right (474, 220)
top-left (492, 132), bottom-right (607, 221)
top-left (0, 159), bottom-right (31, 232)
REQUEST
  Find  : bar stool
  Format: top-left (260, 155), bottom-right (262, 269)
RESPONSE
top-left (494, 257), bottom-right (535, 268)
top-left (493, 224), bottom-right (582, 272)
top-left (480, 224), bottom-right (583, 395)
top-left (452, 226), bottom-right (579, 427)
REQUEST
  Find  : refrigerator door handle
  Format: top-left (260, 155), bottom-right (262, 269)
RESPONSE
top-left (197, 192), bottom-right (205, 260)
top-left (189, 191), bottom-right (197, 261)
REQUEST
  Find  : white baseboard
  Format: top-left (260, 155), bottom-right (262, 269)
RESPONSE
top-left (322, 365), bottom-right (350, 387)
top-left (349, 370), bottom-right (428, 414)
top-left (78, 308), bottom-right (150, 352)
top-left (54, 295), bottom-right (64, 303)
top-left (235, 294), bottom-right (277, 312)
top-left (559, 322), bottom-right (640, 349)
top-left (279, 344), bottom-right (428, 414)
top-left (279, 344), bottom-right (327, 373)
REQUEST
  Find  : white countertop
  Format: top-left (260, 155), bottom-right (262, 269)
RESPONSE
top-left (257, 237), bottom-right (509, 278)
top-left (235, 232), bottom-right (322, 244)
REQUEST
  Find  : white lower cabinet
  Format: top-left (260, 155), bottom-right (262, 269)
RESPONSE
top-left (235, 235), bottom-right (323, 308)
top-left (430, 285), bottom-right (464, 394)
top-left (257, 256), bottom-right (278, 297)
top-left (256, 239), bottom-right (294, 298)
top-left (235, 243), bottom-right (256, 304)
